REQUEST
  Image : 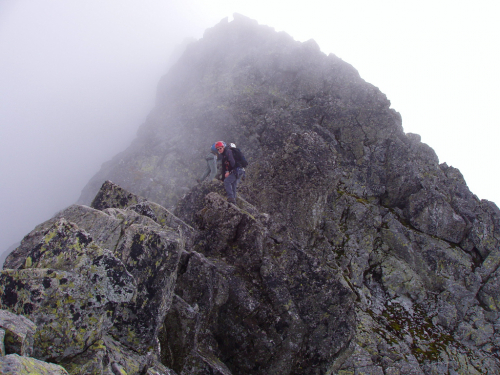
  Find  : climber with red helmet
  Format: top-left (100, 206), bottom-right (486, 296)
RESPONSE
top-left (215, 141), bottom-right (241, 204)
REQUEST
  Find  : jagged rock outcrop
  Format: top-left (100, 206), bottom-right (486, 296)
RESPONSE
top-left (2, 182), bottom-right (185, 374)
top-left (0, 309), bottom-right (69, 374)
top-left (0, 309), bottom-right (36, 357)
top-left (3, 179), bottom-right (358, 374)
top-left (2, 13), bottom-right (500, 375)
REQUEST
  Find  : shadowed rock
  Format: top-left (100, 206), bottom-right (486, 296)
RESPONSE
top-left (90, 180), bottom-right (147, 211)
top-left (0, 309), bottom-right (36, 357)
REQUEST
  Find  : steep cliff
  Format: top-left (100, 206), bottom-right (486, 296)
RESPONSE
top-left (2, 14), bottom-right (500, 375)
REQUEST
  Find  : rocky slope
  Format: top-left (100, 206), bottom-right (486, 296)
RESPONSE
top-left (2, 13), bottom-right (500, 375)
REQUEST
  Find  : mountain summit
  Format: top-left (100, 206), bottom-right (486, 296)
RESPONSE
top-left (2, 14), bottom-right (500, 374)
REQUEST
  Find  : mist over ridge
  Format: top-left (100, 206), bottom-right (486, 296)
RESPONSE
top-left (0, 2), bottom-right (209, 262)
top-left (2, 1), bottom-right (499, 266)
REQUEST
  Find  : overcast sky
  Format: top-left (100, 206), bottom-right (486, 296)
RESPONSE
top-left (1, 0), bottom-right (499, 261)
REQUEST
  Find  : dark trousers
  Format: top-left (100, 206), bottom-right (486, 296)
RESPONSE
top-left (224, 168), bottom-right (243, 199)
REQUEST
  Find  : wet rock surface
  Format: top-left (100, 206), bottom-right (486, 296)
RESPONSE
top-left (2, 14), bottom-right (500, 375)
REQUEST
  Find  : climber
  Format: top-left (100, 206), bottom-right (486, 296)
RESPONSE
top-left (196, 143), bottom-right (219, 184)
top-left (228, 143), bottom-right (246, 183)
top-left (215, 141), bottom-right (242, 204)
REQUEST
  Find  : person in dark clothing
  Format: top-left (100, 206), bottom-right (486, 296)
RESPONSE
top-left (196, 143), bottom-right (219, 183)
top-left (229, 143), bottom-right (246, 183)
top-left (215, 141), bottom-right (243, 204)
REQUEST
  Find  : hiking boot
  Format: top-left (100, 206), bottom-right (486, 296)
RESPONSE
top-left (228, 198), bottom-right (236, 204)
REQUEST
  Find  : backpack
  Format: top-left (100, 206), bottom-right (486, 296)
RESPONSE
top-left (229, 146), bottom-right (248, 168)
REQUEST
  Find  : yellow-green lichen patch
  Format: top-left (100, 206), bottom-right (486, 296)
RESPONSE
top-left (0, 354), bottom-right (69, 374)
top-left (377, 301), bottom-right (459, 363)
top-left (43, 230), bottom-right (58, 244)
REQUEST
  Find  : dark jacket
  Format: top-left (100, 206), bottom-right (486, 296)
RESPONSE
top-left (221, 148), bottom-right (236, 176)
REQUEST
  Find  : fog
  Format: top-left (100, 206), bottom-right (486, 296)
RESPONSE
top-left (1, 1), bottom-right (499, 265)
top-left (0, 1), bottom-right (215, 263)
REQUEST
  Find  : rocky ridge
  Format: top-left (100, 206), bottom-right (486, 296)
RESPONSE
top-left (1, 13), bottom-right (500, 375)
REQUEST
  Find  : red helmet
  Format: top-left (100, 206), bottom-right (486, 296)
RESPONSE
top-left (215, 141), bottom-right (226, 149)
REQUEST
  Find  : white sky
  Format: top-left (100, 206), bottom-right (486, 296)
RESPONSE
top-left (1, 0), bottom-right (499, 259)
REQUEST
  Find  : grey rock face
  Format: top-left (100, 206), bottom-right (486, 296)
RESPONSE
top-left (0, 219), bottom-right (136, 361)
top-left (2, 182), bottom-right (184, 373)
top-left (0, 309), bottom-right (36, 357)
top-left (170, 184), bottom-right (356, 375)
top-left (0, 354), bottom-right (69, 375)
top-left (406, 188), bottom-right (467, 243)
top-left (2, 13), bottom-right (500, 375)
top-left (0, 310), bottom-right (70, 374)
